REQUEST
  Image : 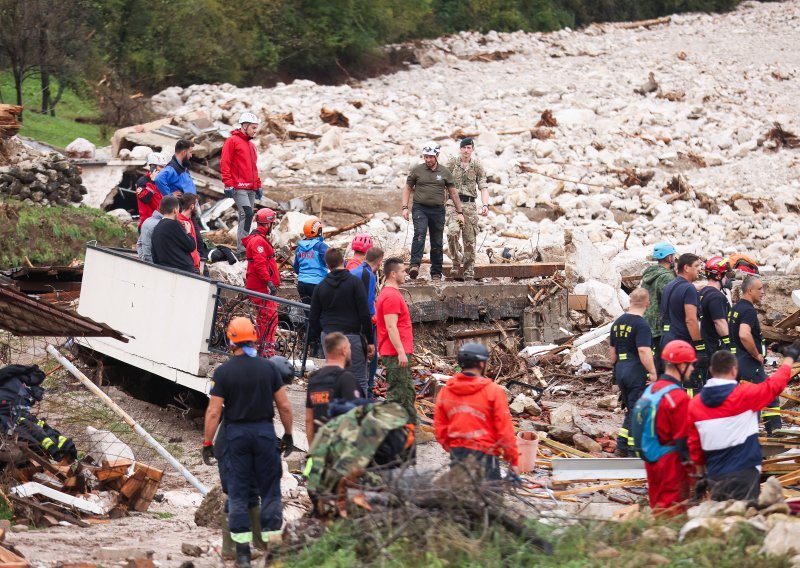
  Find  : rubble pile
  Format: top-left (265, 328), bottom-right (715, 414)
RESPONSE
top-left (152, 1), bottom-right (800, 287)
top-left (0, 140), bottom-right (87, 206)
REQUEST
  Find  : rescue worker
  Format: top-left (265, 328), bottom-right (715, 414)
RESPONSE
top-left (375, 257), bottom-right (416, 424)
top-left (401, 142), bottom-right (464, 280)
top-left (643, 340), bottom-right (695, 516)
top-left (178, 193), bottom-right (201, 273)
top-left (346, 233), bottom-right (373, 271)
top-left (445, 137), bottom-right (488, 281)
top-left (692, 256), bottom-right (734, 390)
top-left (641, 242), bottom-right (676, 371)
top-left (135, 153), bottom-right (166, 229)
top-left (155, 139), bottom-right (196, 197)
top-left (305, 332), bottom-right (363, 444)
top-left (350, 247), bottom-right (385, 398)
top-left (293, 217), bottom-right (328, 304)
top-left (609, 288), bottom-right (657, 457)
top-left (729, 275), bottom-right (781, 433)
top-left (242, 208), bottom-right (280, 357)
top-left (434, 343), bottom-right (519, 479)
top-left (221, 112), bottom-right (263, 255)
top-left (660, 253), bottom-right (706, 396)
top-left (688, 345), bottom-right (800, 502)
top-left (202, 317), bottom-right (294, 567)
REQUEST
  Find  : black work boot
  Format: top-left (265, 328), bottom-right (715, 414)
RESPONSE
top-left (235, 543), bottom-right (252, 568)
top-left (408, 265), bottom-right (419, 279)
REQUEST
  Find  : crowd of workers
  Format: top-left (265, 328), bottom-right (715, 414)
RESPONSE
top-left (614, 244), bottom-right (798, 515)
top-left (129, 111), bottom-right (792, 563)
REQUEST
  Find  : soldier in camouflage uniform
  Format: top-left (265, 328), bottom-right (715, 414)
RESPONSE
top-left (446, 138), bottom-right (488, 281)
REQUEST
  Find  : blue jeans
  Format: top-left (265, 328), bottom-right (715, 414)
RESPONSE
top-left (410, 203), bottom-right (445, 277)
top-left (226, 421), bottom-right (282, 543)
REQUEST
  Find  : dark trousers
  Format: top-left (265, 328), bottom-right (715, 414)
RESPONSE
top-left (226, 421), bottom-right (282, 543)
top-left (652, 336), bottom-right (664, 375)
top-left (410, 203), bottom-right (445, 277)
top-left (710, 467), bottom-right (760, 501)
top-left (367, 324), bottom-right (378, 399)
top-left (740, 361), bottom-right (781, 433)
top-left (297, 282), bottom-right (317, 305)
top-left (450, 447), bottom-right (501, 480)
top-left (616, 363), bottom-right (647, 455)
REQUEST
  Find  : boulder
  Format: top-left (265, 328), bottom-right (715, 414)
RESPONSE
top-left (208, 261), bottom-right (245, 287)
top-left (547, 425), bottom-right (578, 444)
top-left (318, 128), bottom-right (343, 152)
top-left (640, 526), bottom-right (677, 544)
top-left (572, 433), bottom-right (602, 454)
top-left (573, 279), bottom-right (624, 322)
top-left (274, 211), bottom-right (315, 247)
top-left (761, 520), bottom-right (800, 557)
top-left (758, 477), bottom-right (785, 508)
top-left (65, 137), bottom-right (96, 159)
top-left (596, 394), bottom-right (618, 410)
top-left (106, 208), bottom-right (133, 223)
top-left (549, 403), bottom-right (576, 427)
top-left (129, 146), bottom-right (152, 160)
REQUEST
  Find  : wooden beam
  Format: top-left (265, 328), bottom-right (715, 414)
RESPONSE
top-left (551, 479), bottom-right (646, 498)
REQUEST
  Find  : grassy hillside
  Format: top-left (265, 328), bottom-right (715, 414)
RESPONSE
top-left (0, 200), bottom-right (136, 268)
top-left (0, 73), bottom-right (108, 149)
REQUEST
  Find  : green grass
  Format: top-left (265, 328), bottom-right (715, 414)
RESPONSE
top-left (151, 511), bottom-right (175, 520)
top-left (0, 72), bottom-right (108, 148)
top-left (0, 199), bottom-right (136, 267)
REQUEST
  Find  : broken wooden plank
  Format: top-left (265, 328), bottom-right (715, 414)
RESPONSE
top-left (120, 470), bottom-right (147, 501)
top-left (539, 438), bottom-right (593, 459)
top-left (8, 494), bottom-right (89, 528)
top-left (132, 478), bottom-right (160, 512)
top-left (552, 479), bottom-right (646, 497)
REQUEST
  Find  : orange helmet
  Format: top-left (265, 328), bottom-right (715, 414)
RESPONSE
top-left (303, 217), bottom-right (322, 238)
top-left (255, 208), bottom-right (276, 225)
top-left (226, 317), bottom-right (258, 345)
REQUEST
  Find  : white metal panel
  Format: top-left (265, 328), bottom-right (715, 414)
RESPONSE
top-left (551, 458), bottom-right (646, 481)
top-left (78, 247), bottom-right (217, 380)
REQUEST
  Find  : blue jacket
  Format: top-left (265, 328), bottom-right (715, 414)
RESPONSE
top-left (293, 237), bottom-right (328, 284)
top-left (155, 155), bottom-right (197, 195)
top-left (350, 262), bottom-right (376, 316)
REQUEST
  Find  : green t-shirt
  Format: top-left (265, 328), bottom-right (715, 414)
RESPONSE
top-left (406, 162), bottom-right (455, 207)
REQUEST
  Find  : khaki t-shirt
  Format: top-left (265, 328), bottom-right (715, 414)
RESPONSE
top-left (406, 162), bottom-right (455, 207)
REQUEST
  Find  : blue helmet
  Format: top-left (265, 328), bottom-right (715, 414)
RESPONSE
top-left (652, 242), bottom-right (676, 260)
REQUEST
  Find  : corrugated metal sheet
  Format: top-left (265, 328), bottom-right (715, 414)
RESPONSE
top-left (0, 284), bottom-right (127, 341)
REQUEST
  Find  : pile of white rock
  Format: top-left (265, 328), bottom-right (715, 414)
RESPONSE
top-left (153, 1), bottom-right (800, 317)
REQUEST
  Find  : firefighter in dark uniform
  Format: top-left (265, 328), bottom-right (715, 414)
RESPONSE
top-left (202, 317), bottom-right (295, 567)
top-left (610, 288), bottom-right (657, 456)
top-left (692, 256), bottom-right (734, 391)
top-left (729, 275), bottom-right (781, 434)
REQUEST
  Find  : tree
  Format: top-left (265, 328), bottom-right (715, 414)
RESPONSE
top-left (0, 0), bottom-right (38, 117)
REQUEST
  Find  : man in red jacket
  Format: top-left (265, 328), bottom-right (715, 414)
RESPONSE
top-left (177, 193), bottom-right (201, 273)
top-left (434, 343), bottom-right (519, 479)
top-left (242, 208), bottom-right (280, 357)
top-left (688, 343), bottom-right (800, 501)
top-left (645, 340), bottom-right (695, 516)
top-left (136, 153), bottom-right (166, 229)
top-left (222, 112), bottom-right (263, 256)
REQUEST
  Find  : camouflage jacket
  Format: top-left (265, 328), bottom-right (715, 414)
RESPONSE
top-left (446, 157), bottom-right (487, 199)
top-left (304, 402), bottom-right (409, 494)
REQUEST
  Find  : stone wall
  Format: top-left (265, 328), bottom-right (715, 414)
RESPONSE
top-left (0, 154), bottom-right (87, 206)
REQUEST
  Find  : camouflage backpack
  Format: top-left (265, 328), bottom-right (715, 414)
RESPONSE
top-left (304, 402), bottom-right (413, 495)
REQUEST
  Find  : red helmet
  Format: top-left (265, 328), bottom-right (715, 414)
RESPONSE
top-left (255, 208), bottom-right (276, 225)
top-left (704, 256), bottom-right (731, 280)
top-left (351, 233), bottom-right (374, 253)
top-left (661, 340), bottom-right (697, 364)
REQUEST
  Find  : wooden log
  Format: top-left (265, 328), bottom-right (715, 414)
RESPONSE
top-left (619, 16), bottom-right (671, 29)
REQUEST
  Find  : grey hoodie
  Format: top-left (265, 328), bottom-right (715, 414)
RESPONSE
top-left (137, 210), bottom-right (163, 262)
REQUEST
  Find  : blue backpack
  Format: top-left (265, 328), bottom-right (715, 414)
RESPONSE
top-left (630, 383), bottom-right (680, 463)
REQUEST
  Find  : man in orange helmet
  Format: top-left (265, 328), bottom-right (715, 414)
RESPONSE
top-left (243, 208), bottom-right (281, 357)
top-left (203, 317), bottom-right (294, 567)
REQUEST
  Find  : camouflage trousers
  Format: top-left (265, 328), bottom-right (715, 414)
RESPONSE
top-left (381, 355), bottom-right (418, 425)
top-left (446, 201), bottom-right (479, 278)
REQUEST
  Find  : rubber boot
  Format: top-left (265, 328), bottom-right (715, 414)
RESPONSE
top-left (235, 543), bottom-right (252, 568)
top-left (249, 506), bottom-right (266, 551)
top-left (220, 511), bottom-right (235, 560)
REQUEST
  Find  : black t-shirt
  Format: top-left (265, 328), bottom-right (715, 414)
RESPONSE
top-left (610, 313), bottom-right (652, 363)
top-left (209, 355), bottom-right (284, 422)
top-left (729, 299), bottom-right (763, 366)
top-left (305, 365), bottom-right (362, 424)
top-left (660, 276), bottom-right (699, 341)
top-left (699, 285), bottom-right (730, 347)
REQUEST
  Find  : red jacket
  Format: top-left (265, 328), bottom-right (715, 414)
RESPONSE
top-left (434, 372), bottom-right (519, 466)
top-left (651, 376), bottom-right (691, 461)
top-left (220, 129), bottom-right (261, 190)
top-left (136, 174), bottom-right (162, 228)
top-left (243, 228), bottom-right (280, 293)
top-left (177, 212), bottom-right (200, 270)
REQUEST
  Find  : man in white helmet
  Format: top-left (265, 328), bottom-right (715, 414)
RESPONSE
top-left (402, 142), bottom-right (463, 280)
top-left (135, 152), bottom-right (166, 230)
top-left (221, 111), bottom-right (264, 255)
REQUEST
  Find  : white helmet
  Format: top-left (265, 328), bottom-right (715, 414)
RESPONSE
top-left (238, 111), bottom-right (260, 126)
top-left (146, 152), bottom-right (167, 167)
top-left (421, 141), bottom-right (440, 156)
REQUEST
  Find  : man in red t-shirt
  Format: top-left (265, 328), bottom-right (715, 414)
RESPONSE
top-left (375, 257), bottom-right (416, 424)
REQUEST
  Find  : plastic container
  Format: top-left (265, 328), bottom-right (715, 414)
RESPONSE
top-left (517, 430), bottom-right (539, 473)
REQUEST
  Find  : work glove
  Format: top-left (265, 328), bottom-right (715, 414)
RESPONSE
top-left (224, 187), bottom-right (235, 199)
top-left (785, 340), bottom-right (800, 362)
top-left (267, 282), bottom-right (278, 296)
top-left (255, 188), bottom-right (263, 200)
top-left (692, 340), bottom-right (709, 370)
top-left (279, 434), bottom-right (294, 457)
top-left (202, 443), bottom-right (215, 465)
